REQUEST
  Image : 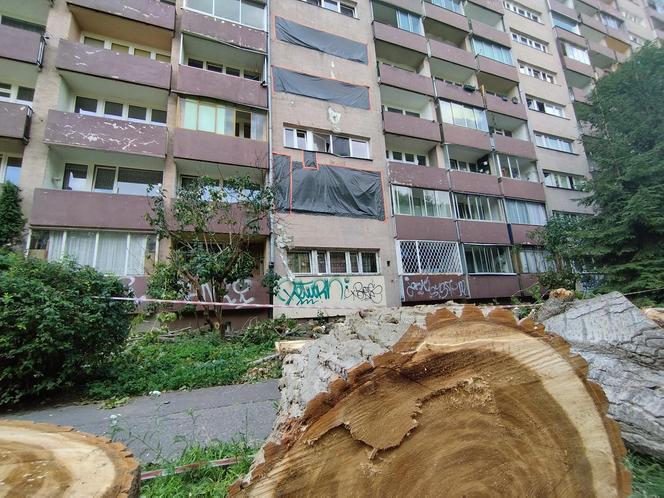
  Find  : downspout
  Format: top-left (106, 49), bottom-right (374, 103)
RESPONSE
top-left (266, 0), bottom-right (275, 317)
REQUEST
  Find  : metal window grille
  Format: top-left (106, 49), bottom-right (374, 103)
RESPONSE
top-left (398, 240), bottom-right (462, 274)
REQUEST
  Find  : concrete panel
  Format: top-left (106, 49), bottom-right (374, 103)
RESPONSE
top-left (580, 12), bottom-right (607, 34)
top-left (429, 38), bottom-right (477, 69)
top-left (562, 55), bottom-right (595, 78)
top-left (499, 177), bottom-right (546, 202)
top-left (458, 220), bottom-right (510, 243)
top-left (549, 0), bottom-right (579, 20)
top-left (494, 135), bottom-right (538, 160)
top-left (471, 21), bottom-right (511, 47)
top-left (173, 128), bottom-right (268, 169)
top-left (477, 56), bottom-right (519, 82)
top-left (373, 22), bottom-right (428, 54)
top-left (485, 93), bottom-right (528, 120)
top-left (468, 274), bottom-right (520, 298)
top-left (379, 63), bottom-right (435, 96)
top-left (384, 112), bottom-right (441, 142)
top-left (442, 123), bottom-right (492, 150)
top-left (389, 162), bottom-right (449, 189)
top-left (0, 101), bottom-right (31, 141)
top-left (67, 0), bottom-right (175, 30)
top-left (510, 223), bottom-right (541, 244)
top-left (180, 8), bottom-right (266, 52)
top-left (0, 24), bottom-right (43, 65)
top-left (436, 80), bottom-right (484, 107)
top-left (555, 27), bottom-right (589, 47)
top-left (467, 0), bottom-right (504, 14)
top-left (394, 215), bottom-right (458, 240)
top-left (423, 3), bottom-right (470, 32)
top-left (450, 170), bottom-right (501, 195)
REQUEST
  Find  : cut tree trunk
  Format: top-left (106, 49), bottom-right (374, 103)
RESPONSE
top-left (229, 306), bottom-right (630, 497)
top-left (0, 419), bottom-right (140, 497)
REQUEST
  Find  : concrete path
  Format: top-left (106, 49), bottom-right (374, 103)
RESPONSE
top-left (5, 380), bottom-right (280, 463)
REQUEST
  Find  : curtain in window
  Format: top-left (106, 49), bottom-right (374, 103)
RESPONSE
top-left (64, 231), bottom-right (96, 267)
top-left (97, 232), bottom-right (128, 275)
top-left (251, 113), bottom-right (265, 140)
top-left (48, 231), bottom-right (65, 262)
top-left (127, 234), bottom-right (148, 275)
top-left (182, 99), bottom-right (198, 129)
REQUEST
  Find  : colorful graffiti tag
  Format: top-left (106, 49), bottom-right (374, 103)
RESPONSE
top-left (275, 276), bottom-right (385, 307)
top-left (402, 275), bottom-right (469, 302)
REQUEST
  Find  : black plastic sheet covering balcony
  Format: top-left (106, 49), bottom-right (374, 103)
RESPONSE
top-left (273, 153), bottom-right (385, 220)
top-left (272, 67), bottom-right (370, 109)
top-left (275, 17), bottom-right (368, 64)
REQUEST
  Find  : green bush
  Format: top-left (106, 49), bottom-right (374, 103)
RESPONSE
top-left (0, 252), bottom-right (134, 405)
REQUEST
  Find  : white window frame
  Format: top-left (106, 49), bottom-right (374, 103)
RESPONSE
top-left (472, 37), bottom-right (513, 65)
top-left (396, 9), bottom-right (423, 34)
top-left (83, 164), bottom-right (163, 196)
top-left (543, 170), bottom-right (584, 190)
top-left (287, 249), bottom-right (380, 276)
top-left (283, 127), bottom-right (370, 159)
top-left (430, 0), bottom-right (464, 15)
top-left (503, 0), bottom-right (541, 22)
top-left (392, 185), bottom-right (453, 219)
top-left (526, 96), bottom-right (566, 118)
top-left (181, 97), bottom-right (266, 140)
top-left (600, 12), bottom-right (623, 29)
top-left (552, 12), bottom-right (580, 34)
top-left (622, 10), bottom-right (643, 25)
top-left (505, 199), bottom-right (547, 225)
top-left (185, 57), bottom-right (261, 81)
top-left (307, 0), bottom-right (357, 17)
top-left (440, 100), bottom-right (490, 132)
top-left (519, 247), bottom-right (553, 273)
top-left (382, 105), bottom-right (421, 118)
top-left (387, 150), bottom-right (428, 166)
top-left (495, 154), bottom-right (538, 182)
top-left (454, 193), bottom-right (505, 222)
top-left (183, 0), bottom-right (266, 31)
top-left (80, 32), bottom-right (170, 62)
top-left (449, 158), bottom-right (491, 175)
top-left (562, 42), bottom-right (591, 65)
top-left (0, 81), bottom-right (34, 104)
top-left (519, 62), bottom-right (556, 84)
top-left (73, 96), bottom-right (167, 126)
top-left (534, 133), bottom-right (574, 153)
top-left (464, 244), bottom-right (515, 274)
top-left (0, 154), bottom-right (22, 184)
top-left (511, 31), bottom-right (548, 53)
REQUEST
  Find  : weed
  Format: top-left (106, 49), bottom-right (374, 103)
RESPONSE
top-left (626, 451), bottom-right (664, 498)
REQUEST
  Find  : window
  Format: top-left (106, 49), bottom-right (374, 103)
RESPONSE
top-left (398, 240), bottom-right (463, 274)
top-left (396, 9), bottom-right (423, 34)
top-left (287, 249), bottom-right (379, 275)
top-left (62, 164), bottom-right (88, 191)
top-left (73, 96), bottom-right (167, 125)
top-left (519, 247), bottom-right (553, 273)
top-left (495, 154), bottom-right (538, 182)
top-left (511, 31), bottom-right (547, 53)
top-left (36, 230), bottom-right (157, 276)
top-left (182, 98), bottom-right (266, 140)
top-left (544, 171), bottom-right (584, 190)
top-left (1, 155), bottom-right (21, 185)
top-left (535, 133), bottom-right (574, 153)
top-left (454, 193), bottom-right (504, 222)
top-left (184, 0), bottom-right (266, 30)
top-left (0, 82), bottom-right (35, 104)
top-left (440, 100), bottom-right (489, 131)
top-left (449, 157), bottom-right (491, 175)
top-left (464, 245), bottom-right (513, 273)
top-left (622, 11), bottom-right (643, 25)
top-left (92, 166), bottom-right (162, 195)
top-left (526, 96), bottom-right (566, 118)
top-left (519, 62), bottom-right (556, 83)
top-left (0, 15), bottom-right (45, 34)
top-left (628, 32), bottom-right (645, 46)
top-left (490, 127), bottom-right (512, 137)
top-left (186, 58), bottom-right (261, 80)
top-left (304, 0), bottom-right (356, 16)
top-left (383, 106), bottom-right (420, 117)
top-left (600, 12), bottom-right (623, 29)
top-left (552, 12), bottom-right (580, 34)
top-left (503, 1), bottom-right (540, 22)
top-left (81, 33), bottom-right (170, 62)
top-left (505, 199), bottom-right (547, 225)
top-left (562, 42), bottom-right (590, 65)
top-left (430, 0), bottom-right (464, 15)
top-left (392, 186), bottom-right (453, 218)
top-left (472, 38), bottom-right (513, 65)
top-left (284, 127), bottom-right (370, 159)
top-left (387, 150), bottom-right (427, 166)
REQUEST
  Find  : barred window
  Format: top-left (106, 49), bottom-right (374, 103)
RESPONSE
top-left (398, 240), bottom-right (463, 274)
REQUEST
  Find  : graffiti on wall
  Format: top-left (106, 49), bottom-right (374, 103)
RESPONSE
top-left (275, 276), bottom-right (385, 307)
top-left (402, 275), bottom-right (469, 302)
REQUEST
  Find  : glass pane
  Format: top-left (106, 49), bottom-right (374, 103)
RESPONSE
top-left (216, 0), bottom-right (241, 21)
top-left (226, 67), bottom-right (241, 76)
top-left (64, 231), bottom-right (97, 267)
top-left (156, 54), bottom-right (170, 63)
top-left (251, 112), bottom-right (265, 140)
top-left (349, 252), bottom-right (359, 273)
top-left (151, 109), bottom-right (167, 124)
top-left (215, 106), bottom-right (229, 135)
top-left (104, 101), bottom-right (123, 117)
top-left (128, 105), bottom-right (147, 121)
top-left (235, 110), bottom-right (252, 138)
top-left (75, 96), bottom-right (97, 114)
top-left (288, 252), bottom-right (311, 273)
top-left (187, 0), bottom-right (213, 14)
top-left (111, 43), bottom-right (129, 53)
top-left (361, 253), bottom-right (378, 273)
top-left (242, 0), bottom-right (265, 29)
top-left (395, 186), bottom-right (411, 215)
top-left (340, 4), bottom-right (354, 16)
top-left (411, 188), bottom-right (425, 216)
top-left (332, 136), bottom-right (350, 156)
top-left (207, 63), bottom-right (224, 73)
top-left (4, 157), bottom-right (21, 185)
top-left (116, 168), bottom-right (162, 196)
top-left (62, 163), bottom-right (88, 191)
top-left (317, 252), bottom-right (327, 273)
top-left (244, 70), bottom-right (261, 81)
top-left (134, 48), bottom-right (150, 58)
top-left (126, 234), bottom-right (149, 275)
top-left (187, 58), bottom-right (204, 68)
top-left (197, 103), bottom-right (216, 132)
top-left (313, 133), bottom-right (331, 153)
top-left (83, 36), bottom-right (105, 48)
top-left (440, 101), bottom-right (453, 124)
top-left (96, 232), bottom-right (127, 275)
top-left (182, 99), bottom-right (197, 129)
top-left (16, 87), bottom-right (34, 102)
top-left (329, 252), bottom-right (347, 273)
top-left (94, 167), bottom-right (116, 192)
top-left (351, 140), bottom-right (369, 159)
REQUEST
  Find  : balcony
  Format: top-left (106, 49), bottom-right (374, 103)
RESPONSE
top-left (29, 188), bottom-right (153, 230)
top-left (441, 123), bottom-right (492, 150)
top-left (56, 40), bottom-right (171, 89)
top-left (394, 215), bottom-right (457, 240)
top-left (588, 41), bottom-right (616, 68)
top-left (605, 26), bottom-right (631, 46)
top-left (173, 129), bottom-right (268, 170)
top-left (485, 93), bottom-right (527, 120)
top-left (423, 2), bottom-right (470, 33)
top-left (549, 0), bottom-right (579, 20)
top-left (43, 110), bottom-right (167, 157)
top-left (476, 56), bottom-right (519, 83)
top-left (383, 112), bottom-right (441, 142)
top-left (0, 24), bottom-right (45, 66)
top-left (450, 170), bottom-right (501, 196)
top-left (467, 274), bottom-right (519, 298)
top-left (401, 274), bottom-right (468, 302)
top-left (373, 22), bottom-right (428, 54)
top-left (378, 63), bottom-right (435, 96)
top-left (0, 101), bottom-right (32, 142)
top-left (499, 177), bottom-right (546, 202)
top-left (570, 86), bottom-right (590, 103)
top-left (466, 0), bottom-right (504, 15)
top-left (67, 0), bottom-right (175, 30)
top-left (554, 27), bottom-right (589, 47)
top-left (510, 223), bottom-right (542, 244)
top-left (562, 55), bottom-right (595, 79)
top-left (493, 135), bottom-right (537, 160)
top-left (470, 21), bottom-right (511, 47)
top-left (458, 220), bottom-right (510, 243)
top-left (180, 8), bottom-right (267, 53)
top-left (435, 80), bottom-right (484, 107)
top-left (174, 65), bottom-right (267, 109)
top-left (429, 39), bottom-right (477, 73)
top-left (579, 13), bottom-right (607, 35)
top-left (389, 162), bottom-right (449, 190)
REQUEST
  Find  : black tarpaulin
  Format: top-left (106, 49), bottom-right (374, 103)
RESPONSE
top-left (273, 67), bottom-right (370, 110)
top-left (275, 17), bottom-right (368, 64)
top-left (273, 154), bottom-right (385, 220)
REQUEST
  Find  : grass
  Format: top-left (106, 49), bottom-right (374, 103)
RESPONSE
top-left (626, 451), bottom-right (664, 497)
top-left (140, 440), bottom-right (255, 497)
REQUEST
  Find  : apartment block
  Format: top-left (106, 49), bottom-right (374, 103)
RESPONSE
top-left (2, 0), bottom-right (660, 323)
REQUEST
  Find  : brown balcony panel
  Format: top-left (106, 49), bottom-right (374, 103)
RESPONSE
top-left (441, 123), bottom-right (492, 150)
top-left (173, 128), bottom-right (268, 169)
top-left (499, 177), bottom-right (546, 201)
top-left (493, 135), bottom-right (537, 160)
top-left (562, 56), bottom-right (595, 78)
top-left (519, 273), bottom-right (539, 293)
top-left (56, 40), bottom-right (170, 89)
top-left (510, 223), bottom-right (541, 244)
top-left (67, 0), bottom-right (175, 30)
top-left (384, 112), bottom-right (441, 142)
top-left (555, 27), bottom-right (588, 47)
top-left (467, 274), bottom-right (520, 298)
top-left (394, 215), bottom-right (457, 240)
top-left (174, 65), bottom-right (267, 108)
top-left (435, 80), bottom-right (484, 107)
top-left (599, 2), bottom-right (622, 18)
top-left (485, 93), bottom-right (528, 120)
top-left (373, 22), bottom-right (428, 54)
top-left (209, 204), bottom-right (269, 236)
top-left (458, 220), bottom-right (510, 243)
top-left (389, 162), bottom-right (449, 190)
top-left (571, 86), bottom-right (590, 103)
top-left (44, 110), bottom-right (167, 156)
top-left (401, 274), bottom-right (468, 302)
top-left (429, 39), bottom-right (477, 69)
top-left (606, 26), bottom-right (630, 45)
top-left (0, 101), bottom-right (30, 140)
top-left (476, 56), bottom-right (519, 82)
top-left (0, 24), bottom-right (43, 64)
top-left (30, 188), bottom-right (153, 230)
top-left (549, 0), bottom-right (579, 20)
top-left (580, 13), bottom-right (607, 34)
top-left (588, 41), bottom-right (616, 67)
top-left (382, 0), bottom-right (422, 13)
top-left (424, 2), bottom-right (470, 32)
top-left (470, 21), bottom-right (511, 47)
top-left (379, 63), bottom-right (435, 96)
top-left (180, 9), bottom-right (266, 52)
top-left (466, 0), bottom-right (504, 14)
top-left (450, 170), bottom-right (501, 196)
top-left (577, 0), bottom-right (601, 11)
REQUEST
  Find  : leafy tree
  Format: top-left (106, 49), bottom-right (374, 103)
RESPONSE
top-left (575, 43), bottom-right (664, 299)
top-left (146, 176), bottom-right (274, 332)
top-left (0, 182), bottom-right (26, 248)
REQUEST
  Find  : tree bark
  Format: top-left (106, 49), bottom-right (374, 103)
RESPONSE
top-left (230, 305), bottom-right (630, 497)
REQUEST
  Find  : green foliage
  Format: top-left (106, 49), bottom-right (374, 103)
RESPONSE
top-left (237, 315), bottom-right (297, 346)
top-left (625, 451), bottom-right (664, 498)
top-left (576, 43), bottom-right (664, 300)
top-left (0, 182), bottom-right (26, 248)
top-left (141, 440), bottom-right (256, 498)
top-left (0, 253), bottom-right (133, 406)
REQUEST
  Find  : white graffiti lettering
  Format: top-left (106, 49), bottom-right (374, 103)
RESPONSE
top-left (405, 277), bottom-right (469, 300)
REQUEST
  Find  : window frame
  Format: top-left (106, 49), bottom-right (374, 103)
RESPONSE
top-left (534, 132), bottom-right (574, 153)
top-left (73, 96), bottom-right (167, 125)
top-left (283, 127), bottom-right (370, 159)
top-left (287, 248), bottom-right (380, 276)
top-left (391, 185), bottom-right (453, 219)
top-left (464, 244), bottom-right (515, 274)
top-left (449, 158), bottom-right (491, 175)
top-left (0, 154), bottom-right (22, 185)
top-left (526, 96), bottom-right (566, 118)
top-left (440, 100), bottom-right (489, 132)
top-left (471, 37), bottom-right (513, 65)
top-left (454, 193), bottom-right (505, 222)
top-left (181, 97), bottom-right (266, 140)
top-left (87, 165), bottom-right (163, 196)
top-left (430, 0), bottom-right (464, 15)
top-left (551, 12), bottom-right (580, 34)
top-left (387, 150), bottom-right (428, 166)
top-left (0, 81), bottom-right (34, 104)
top-left (519, 247), bottom-right (553, 273)
top-left (519, 62), bottom-right (556, 84)
top-left (543, 170), bottom-right (584, 190)
top-left (495, 154), bottom-right (538, 182)
top-left (80, 32), bottom-right (170, 62)
top-left (503, 0), bottom-right (541, 22)
top-left (396, 9), bottom-right (423, 34)
top-left (183, 0), bottom-right (267, 30)
top-left (185, 57), bottom-right (261, 81)
top-left (511, 31), bottom-right (548, 53)
top-left (505, 198), bottom-right (548, 225)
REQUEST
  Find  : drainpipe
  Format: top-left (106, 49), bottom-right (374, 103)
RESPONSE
top-left (265, 0), bottom-right (275, 318)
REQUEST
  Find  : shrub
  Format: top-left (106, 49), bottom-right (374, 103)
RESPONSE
top-left (0, 253), bottom-right (134, 405)
top-left (0, 182), bottom-right (25, 248)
